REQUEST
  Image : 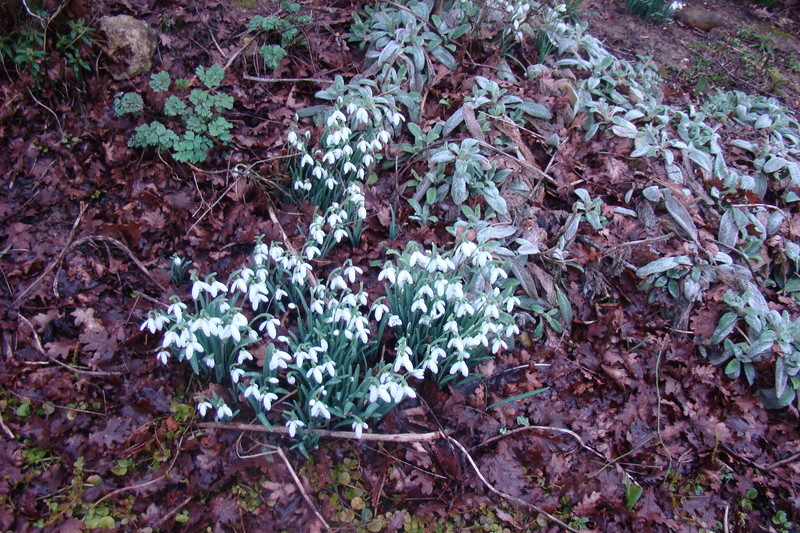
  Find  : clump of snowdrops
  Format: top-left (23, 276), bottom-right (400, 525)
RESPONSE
top-left (141, 238), bottom-right (520, 452)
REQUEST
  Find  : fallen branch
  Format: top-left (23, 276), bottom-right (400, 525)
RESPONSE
top-left (473, 423), bottom-right (606, 461)
top-left (244, 74), bottom-right (333, 85)
top-left (444, 434), bottom-right (579, 533)
top-left (198, 421), bottom-right (451, 443)
top-left (276, 446), bottom-right (330, 531)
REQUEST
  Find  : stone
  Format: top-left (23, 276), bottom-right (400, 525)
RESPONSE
top-left (99, 15), bottom-right (158, 80)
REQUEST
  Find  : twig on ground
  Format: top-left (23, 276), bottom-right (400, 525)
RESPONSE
top-left (186, 174), bottom-right (243, 237)
top-left (12, 202), bottom-right (88, 309)
top-left (276, 446), bottom-right (330, 531)
top-left (198, 421), bottom-right (452, 442)
top-left (0, 409), bottom-right (14, 439)
top-left (70, 235), bottom-right (167, 293)
top-left (244, 74), bottom-right (333, 85)
top-left (16, 313), bottom-right (121, 377)
top-left (146, 495), bottom-right (193, 531)
top-left (473, 424), bottom-right (606, 461)
top-left (444, 434), bottom-right (579, 533)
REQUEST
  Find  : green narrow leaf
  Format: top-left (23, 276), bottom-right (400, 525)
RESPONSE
top-left (487, 387), bottom-right (549, 410)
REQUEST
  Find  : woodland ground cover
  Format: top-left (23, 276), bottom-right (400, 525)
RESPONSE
top-left (1, 0), bottom-right (800, 531)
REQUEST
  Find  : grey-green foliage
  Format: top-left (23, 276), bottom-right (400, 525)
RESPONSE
top-left (114, 65), bottom-right (234, 164)
top-left (347, 0), bottom-right (469, 93)
top-left (412, 138), bottom-right (511, 215)
top-left (709, 289), bottom-right (800, 408)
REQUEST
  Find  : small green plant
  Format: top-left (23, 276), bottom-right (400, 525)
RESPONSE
top-left (625, 0), bottom-right (683, 20)
top-left (114, 65), bottom-right (234, 164)
top-left (247, 2), bottom-right (311, 72)
top-left (0, 16), bottom-right (94, 82)
top-left (573, 188), bottom-right (606, 231)
top-left (169, 255), bottom-right (192, 284)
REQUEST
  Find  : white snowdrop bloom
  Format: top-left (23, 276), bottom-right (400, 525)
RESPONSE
top-left (185, 338), bottom-right (205, 360)
top-left (450, 360), bottom-right (469, 377)
top-left (322, 151), bottom-right (336, 165)
top-left (357, 168), bottom-right (365, 180)
top-left (162, 330), bottom-right (182, 348)
top-left (409, 251), bottom-right (427, 268)
top-left (244, 383), bottom-right (262, 400)
top-left (295, 349), bottom-right (317, 367)
top-left (287, 131), bottom-right (298, 145)
top-left (445, 283), bottom-right (464, 300)
top-left (388, 315), bottom-right (402, 327)
top-left (473, 250), bottom-right (492, 267)
top-left (448, 337), bottom-right (466, 354)
top-left (489, 267), bottom-right (507, 284)
top-left (307, 365), bottom-right (325, 384)
top-left (334, 228), bottom-right (348, 242)
top-left (141, 314), bottom-right (169, 334)
top-left (455, 302), bottom-right (475, 318)
top-left (261, 392), bottom-right (278, 411)
top-left (357, 205), bottom-right (367, 219)
top-left (287, 419), bottom-right (305, 438)
top-left (347, 102), bottom-right (357, 114)
top-left (434, 279), bottom-right (448, 297)
top-left (342, 144), bottom-right (354, 158)
top-left (276, 335), bottom-right (290, 345)
top-left (454, 241), bottom-right (477, 264)
top-left (357, 139), bottom-right (370, 153)
top-left (157, 351), bottom-right (170, 365)
top-left (301, 153), bottom-right (314, 167)
top-left (506, 296), bottom-right (520, 313)
top-left (466, 334), bottom-right (488, 348)
top-left (416, 284), bottom-right (434, 300)
top-left (207, 279), bottom-right (228, 297)
top-left (310, 299), bottom-right (325, 315)
top-left (259, 317), bottom-right (280, 339)
top-left (216, 404), bottom-right (233, 420)
top-left (191, 280), bottom-right (210, 300)
top-left (321, 360), bottom-right (336, 378)
top-left (505, 323), bottom-right (520, 337)
top-left (670, 1), bottom-right (684, 10)
top-left (430, 300), bottom-right (446, 320)
top-left (352, 420), bottom-right (368, 439)
top-left (293, 180), bottom-right (305, 191)
top-left (197, 401), bottom-right (212, 417)
top-left (390, 111), bottom-right (404, 126)
top-left (327, 109), bottom-right (346, 126)
top-left (204, 356), bottom-right (215, 368)
top-left (238, 349), bottom-right (253, 364)
top-left (396, 270), bottom-right (413, 288)
top-left (218, 302), bottom-right (231, 314)
top-left (312, 165), bottom-right (327, 180)
top-left (344, 265), bottom-right (363, 283)
top-left (369, 382), bottom-right (392, 403)
top-left (229, 313), bottom-right (249, 342)
top-left (329, 275), bottom-right (348, 291)
top-left (371, 139), bottom-right (382, 151)
top-left (269, 349), bottom-right (292, 370)
top-left (356, 107), bottom-right (369, 125)
top-left (372, 302), bottom-right (389, 321)
top-left (421, 356), bottom-right (438, 374)
top-left (492, 338), bottom-right (508, 354)
top-left (377, 130), bottom-right (391, 144)
top-left (231, 368), bottom-right (245, 384)
top-left (394, 346), bottom-right (414, 373)
top-left (248, 285), bottom-right (270, 311)
top-left (363, 154), bottom-right (374, 167)
top-left (444, 320), bottom-right (459, 334)
top-left (411, 299), bottom-right (428, 314)
top-left (343, 161), bottom-right (357, 175)
top-left (305, 245), bottom-right (321, 260)
top-left (378, 265), bottom-right (396, 284)
top-left (309, 399), bottom-right (331, 419)
top-left (342, 293), bottom-right (359, 308)
top-left (167, 301), bottom-right (188, 322)
top-left (431, 346), bottom-right (446, 361)
top-left (484, 304), bottom-right (500, 320)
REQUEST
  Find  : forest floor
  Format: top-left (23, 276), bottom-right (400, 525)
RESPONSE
top-left (1, 0), bottom-right (799, 531)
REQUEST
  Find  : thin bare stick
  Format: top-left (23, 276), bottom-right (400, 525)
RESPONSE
top-left (26, 88), bottom-right (62, 132)
top-left (275, 446), bottom-right (330, 531)
top-left (473, 424), bottom-right (606, 461)
top-left (244, 74), bottom-right (333, 85)
top-left (70, 235), bottom-right (167, 293)
top-left (223, 35), bottom-right (258, 71)
top-left (0, 409), bottom-right (14, 439)
top-left (147, 495), bottom-right (193, 530)
top-left (12, 202), bottom-right (87, 308)
top-left (444, 434), bottom-right (579, 533)
top-left (186, 174), bottom-right (243, 237)
top-left (198, 421), bottom-right (451, 443)
top-left (16, 313), bottom-right (121, 377)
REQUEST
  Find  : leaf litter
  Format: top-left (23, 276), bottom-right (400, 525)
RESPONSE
top-left (0, 0), bottom-right (799, 531)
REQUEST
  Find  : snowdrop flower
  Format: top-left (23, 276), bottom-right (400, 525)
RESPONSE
top-left (231, 368), bottom-right (245, 383)
top-left (238, 349), bottom-right (253, 364)
top-left (204, 356), bottom-right (215, 369)
top-left (327, 109), bottom-right (346, 126)
top-left (197, 401), bottom-right (213, 417)
top-left (355, 107), bottom-right (369, 125)
top-left (363, 154), bottom-right (374, 167)
top-left (505, 323), bottom-right (520, 337)
top-left (394, 344), bottom-right (414, 373)
top-left (287, 419), bottom-right (305, 438)
top-left (396, 270), bottom-right (413, 288)
top-left (262, 392), bottom-right (278, 411)
top-left (448, 337), bottom-right (466, 354)
top-left (310, 299), bottom-right (325, 315)
top-left (217, 404), bottom-right (233, 420)
top-left (141, 314), bottom-right (169, 334)
top-left (450, 360), bottom-right (469, 377)
top-left (372, 302), bottom-right (389, 321)
top-left (343, 161), bottom-right (357, 174)
top-left (388, 315), bottom-right (402, 327)
top-left (269, 349), bottom-right (292, 371)
top-left (259, 317), bottom-right (280, 339)
top-left (156, 351), bottom-right (170, 365)
top-left (416, 285), bottom-right (434, 300)
top-left (352, 420), bottom-right (368, 439)
top-left (344, 265), bottom-right (363, 283)
top-left (430, 300), bottom-right (446, 319)
top-left (444, 320), bottom-right (459, 335)
top-left (411, 299), bottom-right (428, 314)
top-left (454, 241), bottom-right (477, 264)
top-left (492, 338), bottom-right (508, 354)
top-left (305, 245), bottom-right (321, 260)
top-left (307, 365), bottom-right (325, 384)
top-left (309, 399), bottom-right (331, 419)
top-left (184, 337), bottom-right (204, 360)
top-left (378, 264), bottom-right (396, 284)
top-left (357, 139), bottom-right (370, 153)
top-left (377, 130), bottom-right (391, 144)
top-left (244, 384), bottom-right (263, 401)
top-left (167, 301), bottom-right (187, 322)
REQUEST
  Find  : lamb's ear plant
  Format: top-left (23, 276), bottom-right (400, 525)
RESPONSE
top-left (114, 65), bottom-right (234, 164)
